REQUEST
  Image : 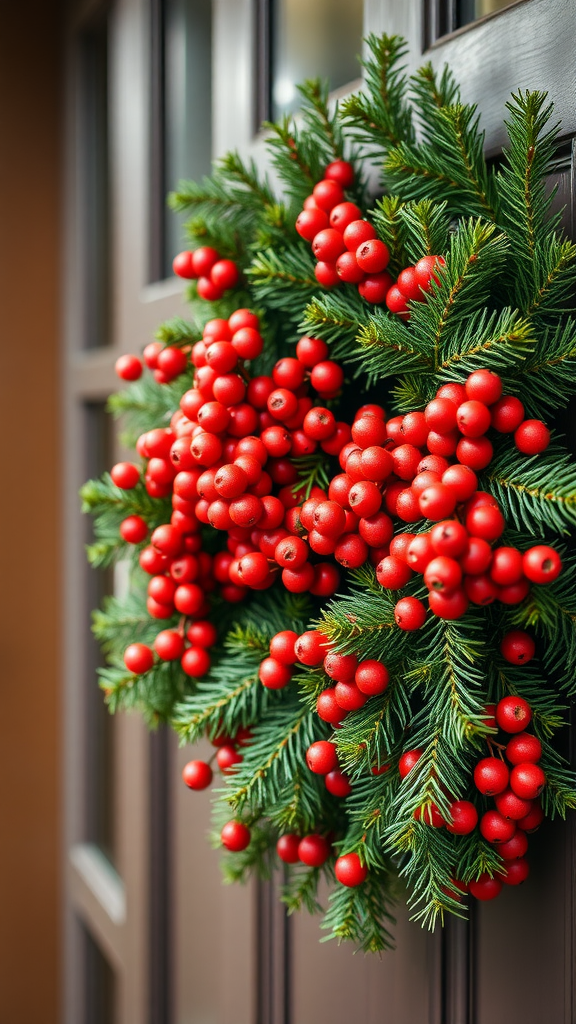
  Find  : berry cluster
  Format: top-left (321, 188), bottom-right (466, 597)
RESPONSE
top-left (384, 256), bottom-right (446, 319)
top-left (172, 245), bottom-right (240, 301)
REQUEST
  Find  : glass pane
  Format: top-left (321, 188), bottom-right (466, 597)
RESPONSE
top-left (271, 0), bottom-right (363, 121)
top-left (164, 0), bottom-right (212, 276)
top-left (456, 0), bottom-right (515, 29)
top-left (79, 17), bottom-right (112, 349)
top-left (85, 403), bottom-right (116, 863)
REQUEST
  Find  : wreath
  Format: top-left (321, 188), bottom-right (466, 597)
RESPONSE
top-left (83, 35), bottom-right (576, 951)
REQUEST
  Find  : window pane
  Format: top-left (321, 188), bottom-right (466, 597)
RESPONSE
top-left (271, 0), bottom-right (363, 121)
top-left (456, 0), bottom-right (516, 28)
top-left (164, 0), bottom-right (212, 276)
top-left (79, 16), bottom-right (112, 349)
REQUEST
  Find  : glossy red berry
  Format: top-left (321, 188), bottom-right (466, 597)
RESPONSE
top-left (343, 219), bottom-right (377, 251)
top-left (468, 874), bottom-right (502, 901)
top-left (425, 398), bottom-right (458, 433)
top-left (419, 483), bottom-right (457, 521)
top-left (335, 852), bottom-right (367, 887)
top-left (517, 802), bottom-right (544, 832)
top-left (424, 556), bottom-right (462, 594)
top-left (395, 596), bottom-right (426, 630)
top-left (456, 400), bottom-right (491, 438)
top-left (154, 630), bottom-right (185, 661)
top-left (325, 159), bottom-right (355, 187)
top-left (385, 285), bottom-right (410, 318)
top-left (221, 821), bottom-right (251, 852)
top-left (181, 646), bottom-right (211, 677)
top-left (358, 271), bottom-right (393, 304)
top-left (216, 745), bottom-right (243, 773)
top-left (310, 360), bottom-right (344, 395)
top-left (182, 760), bottom-right (213, 790)
top-left (496, 696), bottom-right (532, 734)
top-left (306, 741), bottom-right (338, 775)
top-left (356, 238), bottom-right (390, 273)
top-left (376, 555), bottom-right (413, 590)
top-left (510, 763), bottom-right (546, 800)
top-left (474, 757), bottom-right (509, 795)
top-left (276, 834), bottom-right (301, 863)
top-left (414, 255), bottom-right (445, 291)
top-left (465, 369), bottom-right (502, 405)
top-left (456, 436), bottom-right (493, 470)
top-left (312, 228), bottom-right (347, 262)
top-left (506, 733), bottom-right (542, 765)
top-left (324, 652), bottom-right (358, 683)
top-left (515, 419), bottom-right (550, 454)
top-left (298, 834), bottom-right (330, 867)
top-left (111, 462), bottom-right (140, 489)
top-left (494, 788), bottom-right (532, 821)
top-left (480, 810), bottom-right (516, 843)
top-left (501, 630), bottom-right (535, 665)
top-left (187, 620), bottom-right (217, 648)
top-left (406, 533), bottom-right (435, 572)
top-left (313, 179), bottom-right (344, 212)
top-left (120, 515), bottom-right (148, 544)
top-left (124, 643), bottom-right (154, 674)
top-left (501, 857), bottom-right (530, 885)
top-left (192, 247), bottom-right (220, 277)
top-left (316, 688), bottom-right (347, 725)
top-left (325, 769), bottom-right (353, 797)
top-left (397, 266), bottom-right (423, 301)
top-left (499, 829), bottom-right (529, 860)
top-left (522, 545), bottom-right (562, 584)
top-left (355, 660), bottom-right (389, 695)
top-left (398, 749), bottom-right (422, 779)
top-left (446, 800), bottom-right (478, 835)
top-left (296, 207), bottom-right (330, 241)
top-left (295, 630), bottom-right (330, 666)
top-left (466, 504), bottom-right (505, 542)
top-left (259, 657), bottom-right (292, 689)
top-left (491, 395), bottom-right (525, 433)
top-left (115, 353), bottom-right (143, 380)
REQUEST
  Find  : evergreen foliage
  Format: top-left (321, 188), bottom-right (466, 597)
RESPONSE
top-left (84, 34), bottom-right (576, 950)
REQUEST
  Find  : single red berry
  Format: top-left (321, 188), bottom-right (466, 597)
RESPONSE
top-left (517, 802), bottom-right (544, 832)
top-left (343, 219), bottom-right (377, 251)
top-left (120, 515), bottom-right (148, 544)
top-left (181, 646), bottom-right (211, 677)
top-left (313, 179), bottom-right (345, 212)
top-left (397, 266), bottom-right (424, 301)
top-left (221, 820), bottom-right (250, 851)
top-left (414, 803), bottom-right (445, 827)
top-left (468, 874), bottom-right (502, 901)
top-left (294, 630), bottom-right (331, 667)
top-left (429, 520), bottom-right (468, 558)
top-left (334, 533), bottom-right (369, 568)
top-left (306, 741), bottom-right (338, 775)
top-left (115, 353), bottom-right (143, 380)
top-left (172, 250), bottom-right (196, 278)
top-left (216, 745), bottom-right (242, 773)
top-left (499, 829), bottom-right (529, 860)
top-left (324, 651), bottom-right (358, 683)
top-left (298, 834), bottom-right (330, 867)
top-left (258, 657), bottom-right (292, 689)
top-left (501, 857), bottom-right (530, 885)
top-left (500, 630), bottom-right (535, 665)
top-left (456, 400), bottom-right (491, 438)
top-left (494, 788), bottom-right (533, 821)
top-left (496, 696), bottom-right (532, 733)
top-left (325, 769), bottom-right (353, 797)
top-left (491, 395), bottom-right (525, 433)
top-left (316, 688), bottom-right (347, 724)
top-left (335, 852), bottom-right (367, 886)
top-left (414, 255), bottom-right (445, 291)
top-left (276, 834), bottom-right (301, 863)
top-left (465, 369), bottom-right (503, 405)
top-left (474, 757), bottom-right (509, 796)
top-left (515, 419), bottom-right (550, 454)
top-left (124, 643), bottom-right (154, 673)
top-left (446, 800), bottom-right (478, 835)
top-left (157, 346), bottom-right (188, 380)
top-left (506, 733), bottom-right (542, 765)
top-left (497, 579), bottom-right (531, 605)
top-left (425, 398), bottom-right (458, 434)
top-left (210, 259), bottom-right (239, 291)
top-left (376, 555), bottom-right (413, 590)
top-left (490, 547), bottom-right (524, 587)
top-left (111, 462), bottom-right (140, 489)
top-left (358, 271), bottom-right (393, 304)
top-left (385, 285), bottom-right (410, 318)
top-left (348, 480), bottom-right (382, 517)
top-left (268, 630), bottom-right (298, 666)
top-left (187, 620), bottom-right (217, 648)
top-left (154, 630), bottom-right (185, 661)
top-left (427, 429), bottom-right (459, 457)
top-left (406, 533), bottom-right (435, 572)
top-left (441, 465), bottom-right (478, 501)
top-left (480, 810), bottom-right (516, 843)
top-left (312, 228), bottom-right (347, 262)
top-left (330, 201), bottom-right (362, 232)
top-left (429, 587), bottom-right (469, 620)
top-left (465, 504), bottom-right (506, 542)
top-left (310, 360), bottom-right (344, 394)
top-left (464, 573), bottom-right (499, 606)
top-left (351, 415), bottom-right (387, 449)
top-left (191, 247), bottom-right (220, 278)
top-left (334, 681), bottom-right (367, 711)
top-left (325, 159), bottom-right (355, 187)
top-left (456, 436), bottom-right (493, 470)
top-left (510, 763), bottom-right (546, 800)
top-left (398, 749), bottom-right (422, 779)
top-left (395, 596), bottom-right (426, 630)
top-left (392, 444), bottom-right (422, 481)
top-left (522, 545), bottom-right (562, 584)
top-left (356, 238), bottom-right (390, 273)
top-left (424, 555), bottom-right (462, 594)
top-left (460, 536), bottom-right (493, 576)
top-left (360, 446), bottom-right (394, 482)
top-left (296, 207), bottom-right (330, 241)
top-left (182, 760), bottom-right (213, 790)
top-left (355, 660), bottom-right (390, 695)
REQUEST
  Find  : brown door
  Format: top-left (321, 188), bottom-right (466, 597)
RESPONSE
top-left (63, 1), bottom-right (576, 1022)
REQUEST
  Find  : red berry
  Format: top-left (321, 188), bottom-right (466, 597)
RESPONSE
top-left (465, 369), bottom-right (503, 405)
top-left (358, 271), bottom-right (393, 304)
top-left (456, 400), bottom-right (491, 438)
top-left (480, 810), bottom-right (516, 843)
top-left (356, 239), bottom-right (390, 274)
top-left (268, 630), bottom-right (298, 666)
top-left (491, 395), bottom-right (525, 433)
top-left (124, 643), bottom-right (154, 673)
top-left (446, 800), bottom-right (478, 835)
top-left (474, 757), bottom-right (509, 795)
top-left (310, 360), bottom-right (344, 394)
top-left (441, 465), bottom-right (478, 501)
top-left (517, 802), bottom-right (544, 832)
top-left (343, 219), bottom-right (377, 251)
top-left (500, 630), bottom-right (535, 665)
top-left (425, 398), bottom-right (458, 434)
top-left (157, 346), bottom-right (188, 380)
top-left (303, 407), bottom-right (336, 441)
top-left (385, 285), bottom-right (410, 318)
top-left (306, 741), bottom-right (338, 775)
top-left (182, 760), bottom-right (213, 790)
top-left (464, 573), bottom-right (499, 606)
top-left (324, 651), bottom-right (358, 683)
top-left (515, 419), bottom-right (550, 454)
top-left (397, 266), bottom-right (424, 301)
top-left (414, 803), bottom-right (445, 827)
top-left (294, 630), bottom-right (330, 666)
top-left (334, 681), bottom-right (367, 711)
top-left (376, 555), bottom-right (413, 590)
top-left (172, 250), bottom-right (196, 278)
top-left (115, 354), bottom-right (143, 380)
top-left (506, 732), bottom-right (542, 765)
top-left (496, 696), bottom-right (532, 733)
top-left (468, 874), bottom-right (502, 901)
top-left (392, 444), bottom-right (422, 481)
top-left (510, 763), bottom-right (546, 800)
top-left (187, 620), bottom-right (217, 648)
top-left (325, 160), bottom-right (355, 187)
top-left (394, 596), bottom-right (426, 630)
top-left (456, 436), bottom-right (493, 470)
top-left (216, 745), bottom-right (242, 773)
top-left (460, 536), bottom-right (493, 576)
top-left (414, 255), bottom-right (445, 291)
top-left (181, 646), bottom-right (211, 677)
top-left (210, 259), bottom-right (239, 291)
top-left (111, 462), bottom-right (140, 489)
top-left (298, 834), bottom-right (330, 867)
top-left (501, 857), bottom-right (530, 885)
top-left (398, 749), bottom-right (422, 779)
top-left (335, 852), bottom-right (367, 887)
top-left (325, 769), bottom-right (353, 797)
top-left (465, 504), bottom-right (505, 542)
top-left (276, 834), bottom-right (301, 863)
top-left (424, 555), bottom-right (462, 594)
top-left (221, 821), bottom-right (250, 851)
top-left (406, 533), bottom-right (435, 572)
top-left (296, 207), bottom-right (330, 241)
top-left (499, 830), bottom-right (529, 859)
top-left (498, 579), bottom-right (531, 605)
top-left (120, 515), bottom-right (148, 544)
top-left (154, 630), bottom-right (185, 660)
top-left (429, 587), bottom-right (469, 620)
top-left (419, 483), bottom-right (457, 521)
top-left (351, 415), bottom-right (387, 449)
top-left (490, 547), bottom-right (524, 587)
top-left (228, 308), bottom-right (259, 333)
top-left (313, 179), bottom-right (344, 212)
top-left (348, 480), bottom-right (382, 517)
top-left (355, 660), bottom-right (389, 695)
top-left (522, 545), bottom-right (562, 584)
top-left (316, 688), bottom-right (347, 725)
top-left (258, 657), bottom-right (292, 689)
top-left (429, 520), bottom-right (468, 558)
top-left (330, 201), bottom-right (362, 231)
top-left (400, 412), bottom-right (429, 447)
top-left (494, 788), bottom-right (532, 821)
top-left (312, 228), bottom-right (347, 262)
